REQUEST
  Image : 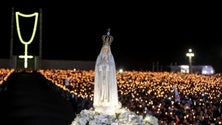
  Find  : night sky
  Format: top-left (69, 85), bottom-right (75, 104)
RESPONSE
top-left (1, 1), bottom-right (222, 72)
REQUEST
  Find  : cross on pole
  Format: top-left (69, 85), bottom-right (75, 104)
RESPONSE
top-left (186, 48), bottom-right (194, 73)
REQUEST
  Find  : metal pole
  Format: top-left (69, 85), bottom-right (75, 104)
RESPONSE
top-left (10, 7), bottom-right (15, 68)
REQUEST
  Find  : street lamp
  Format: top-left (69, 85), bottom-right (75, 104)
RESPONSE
top-left (186, 48), bottom-right (194, 73)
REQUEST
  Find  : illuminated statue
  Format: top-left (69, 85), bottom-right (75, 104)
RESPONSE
top-left (93, 29), bottom-right (121, 115)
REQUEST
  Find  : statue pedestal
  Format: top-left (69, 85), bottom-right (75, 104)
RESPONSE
top-left (94, 102), bottom-right (122, 115)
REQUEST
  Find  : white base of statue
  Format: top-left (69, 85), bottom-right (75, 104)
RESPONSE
top-left (94, 102), bottom-right (122, 115)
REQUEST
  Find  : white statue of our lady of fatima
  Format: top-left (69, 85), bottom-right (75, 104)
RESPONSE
top-left (93, 29), bottom-right (121, 115)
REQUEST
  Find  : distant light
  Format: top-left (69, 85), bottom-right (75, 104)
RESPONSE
top-left (202, 66), bottom-right (215, 75)
top-left (186, 49), bottom-right (194, 57)
top-left (73, 68), bottom-right (76, 71)
top-left (119, 68), bottom-right (123, 73)
top-left (179, 65), bottom-right (189, 73)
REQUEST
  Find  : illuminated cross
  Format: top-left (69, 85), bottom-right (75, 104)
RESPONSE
top-left (186, 48), bottom-right (194, 73)
top-left (16, 11), bottom-right (38, 68)
top-left (19, 45), bottom-right (33, 68)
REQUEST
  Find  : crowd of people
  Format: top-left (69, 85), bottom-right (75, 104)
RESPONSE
top-left (0, 68), bottom-right (14, 93)
top-left (0, 68), bottom-right (222, 124)
top-left (38, 69), bottom-right (222, 125)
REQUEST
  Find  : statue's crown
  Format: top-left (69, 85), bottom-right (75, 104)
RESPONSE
top-left (102, 28), bottom-right (113, 46)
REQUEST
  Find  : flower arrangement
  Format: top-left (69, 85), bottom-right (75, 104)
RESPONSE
top-left (70, 107), bottom-right (158, 125)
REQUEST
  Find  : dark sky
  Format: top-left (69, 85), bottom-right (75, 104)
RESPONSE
top-left (1, 1), bottom-right (222, 72)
